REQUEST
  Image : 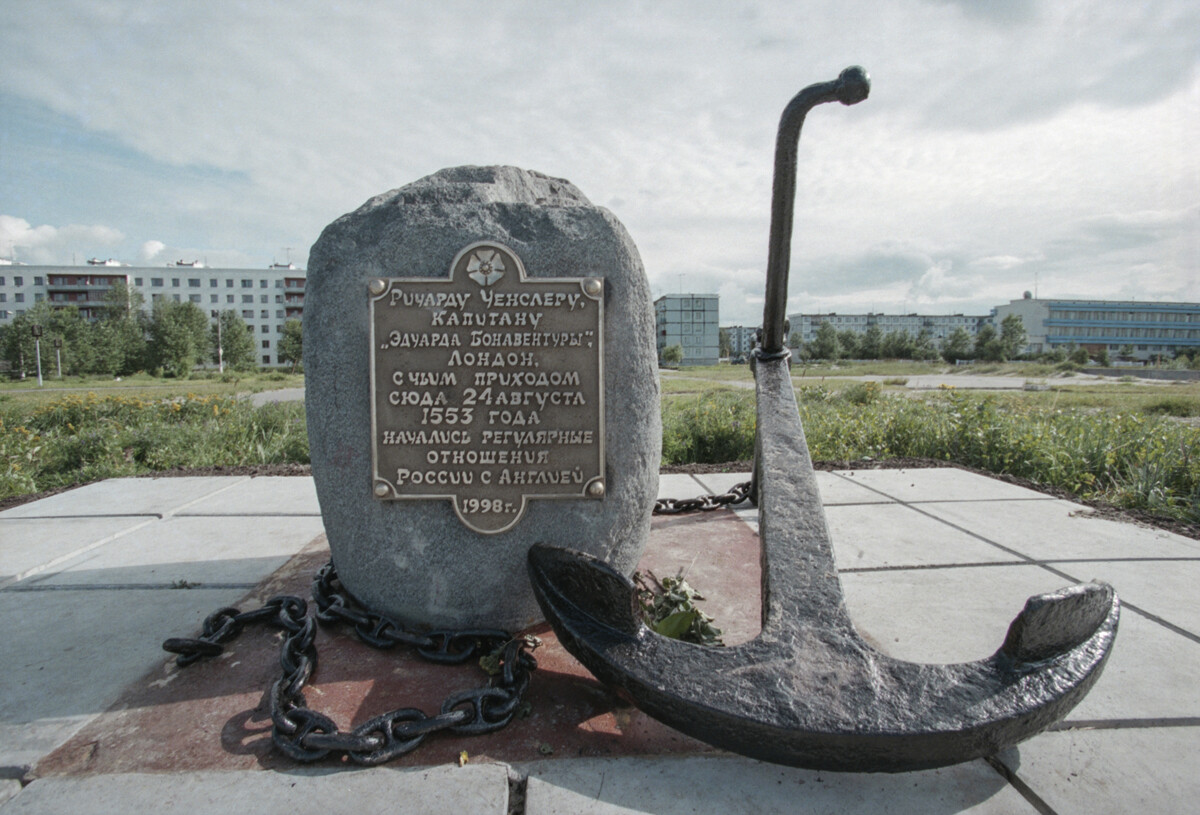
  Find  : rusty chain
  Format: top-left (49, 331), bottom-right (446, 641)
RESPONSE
top-left (653, 479), bottom-right (753, 515)
top-left (163, 562), bottom-right (538, 765)
top-left (163, 481), bottom-right (752, 765)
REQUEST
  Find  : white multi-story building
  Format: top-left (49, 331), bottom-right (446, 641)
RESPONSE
top-left (788, 312), bottom-right (986, 346)
top-left (654, 294), bottom-right (720, 366)
top-left (0, 262), bottom-right (305, 367)
top-left (722, 325), bottom-right (760, 357)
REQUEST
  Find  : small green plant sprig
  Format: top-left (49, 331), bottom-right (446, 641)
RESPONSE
top-left (634, 570), bottom-right (724, 646)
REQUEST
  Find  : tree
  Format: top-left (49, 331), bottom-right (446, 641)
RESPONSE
top-left (149, 300), bottom-right (210, 377)
top-left (973, 324), bottom-right (1005, 361)
top-left (837, 329), bottom-right (860, 360)
top-left (718, 328), bottom-right (731, 358)
top-left (279, 319), bottom-right (304, 373)
top-left (859, 324), bottom-right (883, 359)
top-left (0, 302), bottom-right (75, 377)
top-left (92, 283), bottom-right (148, 375)
top-left (661, 344), bottom-right (684, 365)
top-left (880, 330), bottom-right (914, 360)
top-left (811, 322), bottom-right (840, 360)
top-left (940, 327), bottom-right (973, 363)
top-left (211, 310), bottom-right (256, 371)
top-left (911, 329), bottom-right (938, 361)
top-left (998, 314), bottom-right (1027, 360)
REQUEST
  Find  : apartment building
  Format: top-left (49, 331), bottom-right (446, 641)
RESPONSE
top-left (0, 262), bottom-right (305, 367)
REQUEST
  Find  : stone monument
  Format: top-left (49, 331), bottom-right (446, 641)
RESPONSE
top-left (305, 166), bottom-right (660, 630)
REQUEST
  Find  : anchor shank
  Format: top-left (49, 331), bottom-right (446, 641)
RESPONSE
top-left (754, 355), bottom-right (854, 634)
top-left (761, 66), bottom-right (870, 355)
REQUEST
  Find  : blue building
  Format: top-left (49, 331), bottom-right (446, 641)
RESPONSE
top-left (993, 295), bottom-right (1200, 361)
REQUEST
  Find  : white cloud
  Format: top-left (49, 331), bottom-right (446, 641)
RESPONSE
top-left (0, 215), bottom-right (123, 265)
top-left (0, 1), bottom-right (1195, 317)
top-left (139, 240), bottom-right (165, 262)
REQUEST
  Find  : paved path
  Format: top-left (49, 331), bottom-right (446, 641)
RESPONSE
top-left (2, 470), bottom-right (1197, 812)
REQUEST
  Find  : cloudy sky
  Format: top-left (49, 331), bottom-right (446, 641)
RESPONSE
top-left (1, 1), bottom-right (1196, 324)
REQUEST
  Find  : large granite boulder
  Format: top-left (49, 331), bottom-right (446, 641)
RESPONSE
top-left (305, 166), bottom-right (660, 630)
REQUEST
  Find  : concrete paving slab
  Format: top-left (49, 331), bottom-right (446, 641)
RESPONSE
top-left (1064, 610), bottom-right (1200, 722)
top-left (521, 755), bottom-right (1037, 814)
top-left (0, 781), bottom-right (18, 808)
top-left (837, 467), bottom-right (1055, 503)
top-left (919, 498), bottom-right (1200, 560)
top-left (1063, 559), bottom-right (1200, 639)
top-left (0, 477), bottom-right (248, 519)
top-left (0, 517), bottom-right (152, 585)
top-left (0, 586), bottom-right (255, 768)
top-left (827, 503), bottom-right (1017, 571)
top-left (0, 764), bottom-right (510, 814)
top-left (691, 470), bottom-right (893, 506)
top-left (178, 476), bottom-right (321, 516)
top-left (994, 726), bottom-right (1200, 815)
top-left (24, 517), bottom-right (325, 588)
top-left (840, 564), bottom-right (1083, 664)
top-left (655, 472), bottom-right (706, 501)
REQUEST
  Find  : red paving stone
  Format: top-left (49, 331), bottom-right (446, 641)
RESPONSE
top-left (35, 510), bottom-right (761, 776)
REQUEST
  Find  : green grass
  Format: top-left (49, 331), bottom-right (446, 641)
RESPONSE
top-left (1, 391), bottom-right (307, 498)
top-left (5, 365), bottom-right (1198, 530)
top-left (663, 386), bottom-right (1200, 527)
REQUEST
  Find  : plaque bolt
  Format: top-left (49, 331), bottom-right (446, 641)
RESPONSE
top-left (374, 483), bottom-right (390, 497)
top-left (369, 278), bottom-right (387, 296)
top-left (584, 278), bottom-right (603, 297)
top-left (587, 480), bottom-right (606, 498)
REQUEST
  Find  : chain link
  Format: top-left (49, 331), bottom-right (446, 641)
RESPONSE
top-left (653, 479), bottom-right (753, 515)
top-left (163, 562), bottom-right (539, 766)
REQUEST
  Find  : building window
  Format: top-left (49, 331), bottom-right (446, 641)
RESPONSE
top-left (242, 310), bottom-right (254, 318)
top-left (210, 278), bottom-right (218, 288)
top-left (0, 277), bottom-right (5, 285)
top-left (14, 276), bottom-right (23, 285)
top-left (260, 295), bottom-right (268, 303)
top-left (134, 277), bottom-right (144, 286)
top-left (260, 280), bottom-right (269, 288)
top-left (262, 340), bottom-right (270, 348)
top-left (151, 277), bottom-right (164, 287)
top-left (261, 325), bottom-right (269, 334)
top-left (189, 294), bottom-right (201, 303)
top-left (227, 294), bottom-right (235, 303)
top-left (210, 295), bottom-right (218, 303)
top-left (0, 293), bottom-right (5, 302)
top-left (242, 294), bottom-right (253, 303)
top-left (262, 355), bottom-right (271, 364)
top-left (226, 279), bottom-right (234, 288)
top-left (172, 278), bottom-right (180, 287)
top-left (241, 279), bottom-right (253, 288)
top-left (14, 293), bottom-right (24, 303)
top-left (188, 278), bottom-right (200, 287)
top-left (260, 309), bottom-right (269, 318)
top-left (172, 294), bottom-right (181, 302)
top-left (34, 276), bottom-right (44, 285)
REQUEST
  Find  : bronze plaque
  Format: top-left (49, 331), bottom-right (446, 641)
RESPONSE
top-left (369, 241), bottom-right (605, 534)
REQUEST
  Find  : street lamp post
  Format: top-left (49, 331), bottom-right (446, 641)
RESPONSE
top-left (31, 324), bottom-right (44, 387)
top-left (54, 337), bottom-right (63, 378)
